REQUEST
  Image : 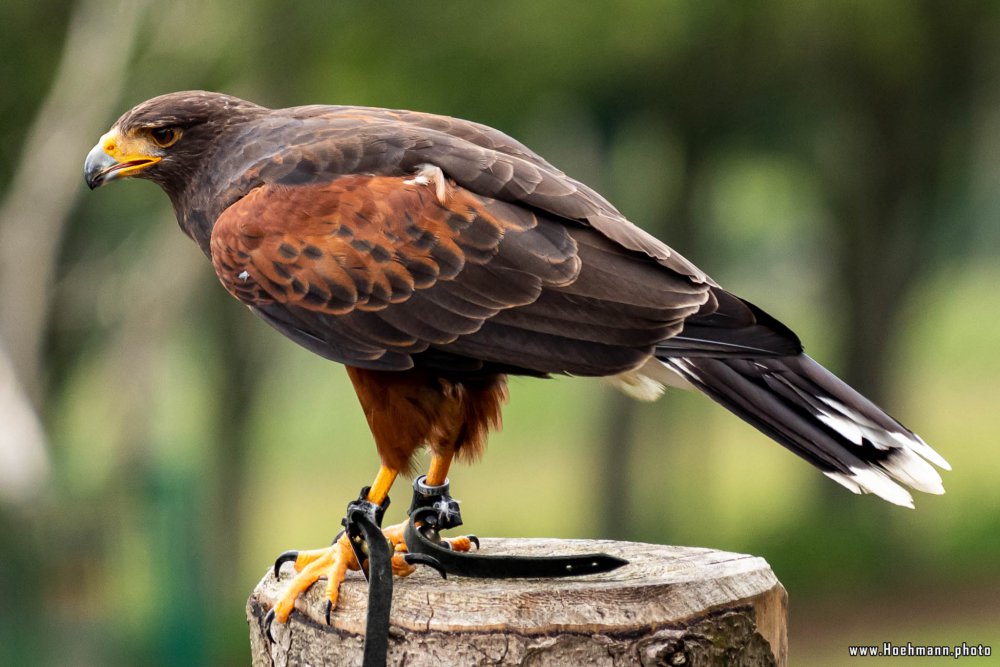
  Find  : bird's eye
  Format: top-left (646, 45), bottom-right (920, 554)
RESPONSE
top-left (149, 126), bottom-right (181, 148)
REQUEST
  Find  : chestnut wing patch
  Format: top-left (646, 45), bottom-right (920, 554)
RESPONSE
top-left (210, 175), bottom-right (580, 368)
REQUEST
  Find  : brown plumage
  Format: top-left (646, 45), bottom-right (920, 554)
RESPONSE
top-left (346, 366), bottom-right (506, 472)
top-left (86, 90), bottom-right (950, 620)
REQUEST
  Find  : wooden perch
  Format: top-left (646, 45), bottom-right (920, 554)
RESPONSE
top-left (247, 538), bottom-right (787, 666)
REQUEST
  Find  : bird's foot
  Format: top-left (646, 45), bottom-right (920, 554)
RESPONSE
top-left (269, 531), bottom-right (364, 626)
top-left (267, 497), bottom-right (477, 633)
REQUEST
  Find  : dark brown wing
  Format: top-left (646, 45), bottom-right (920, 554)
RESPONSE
top-left (210, 171), bottom-right (708, 374)
top-left (327, 108), bottom-right (715, 285)
top-left (227, 104), bottom-right (715, 287)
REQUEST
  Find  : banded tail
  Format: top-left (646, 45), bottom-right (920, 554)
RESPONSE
top-left (619, 287), bottom-right (950, 508)
top-left (662, 353), bottom-right (949, 508)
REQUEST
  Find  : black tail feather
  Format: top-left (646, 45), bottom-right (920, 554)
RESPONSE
top-left (661, 353), bottom-right (948, 507)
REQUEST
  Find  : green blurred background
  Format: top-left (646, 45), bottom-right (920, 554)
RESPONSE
top-left (1, 1), bottom-right (998, 664)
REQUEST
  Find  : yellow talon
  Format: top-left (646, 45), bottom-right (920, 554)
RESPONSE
top-left (270, 519), bottom-right (479, 625)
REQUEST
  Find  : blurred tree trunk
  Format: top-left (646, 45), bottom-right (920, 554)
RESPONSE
top-left (208, 295), bottom-right (259, 603)
top-left (598, 391), bottom-right (637, 540)
top-left (0, 0), bottom-right (150, 404)
top-left (0, 5), bottom-right (149, 659)
top-left (792, 6), bottom-right (986, 519)
top-left (836, 182), bottom-right (925, 402)
top-left (828, 5), bottom-right (980, 402)
top-left (599, 143), bottom-right (705, 540)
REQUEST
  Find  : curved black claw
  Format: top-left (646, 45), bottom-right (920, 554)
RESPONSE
top-left (272, 550), bottom-right (299, 579)
top-left (325, 599), bottom-right (333, 626)
top-left (468, 534), bottom-right (480, 550)
top-left (404, 552), bottom-right (448, 579)
top-left (264, 609), bottom-right (276, 644)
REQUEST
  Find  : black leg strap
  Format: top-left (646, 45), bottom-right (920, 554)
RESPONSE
top-left (342, 488), bottom-right (393, 667)
top-left (403, 476), bottom-right (628, 579)
top-left (342, 486), bottom-right (390, 582)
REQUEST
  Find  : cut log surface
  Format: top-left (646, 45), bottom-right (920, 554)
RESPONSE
top-left (248, 539), bottom-right (787, 666)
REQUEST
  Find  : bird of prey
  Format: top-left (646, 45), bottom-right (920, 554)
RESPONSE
top-left (85, 91), bottom-right (949, 625)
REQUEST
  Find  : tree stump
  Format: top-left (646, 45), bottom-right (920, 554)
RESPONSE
top-left (247, 538), bottom-right (787, 666)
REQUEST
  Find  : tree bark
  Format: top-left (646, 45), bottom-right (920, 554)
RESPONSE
top-left (248, 539), bottom-right (786, 666)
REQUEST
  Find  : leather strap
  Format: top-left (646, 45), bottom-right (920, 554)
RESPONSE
top-left (297, 480), bottom-right (629, 666)
top-left (403, 476), bottom-right (628, 578)
top-left (403, 506), bottom-right (628, 578)
top-left (343, 503), bottom-right (394, 667)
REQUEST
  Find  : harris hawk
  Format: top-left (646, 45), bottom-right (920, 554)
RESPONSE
top-left (85, 91), bottom-right (949, 625)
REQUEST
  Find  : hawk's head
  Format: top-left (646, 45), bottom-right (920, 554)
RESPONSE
top-left (84, 91), bottom-right (263, 195)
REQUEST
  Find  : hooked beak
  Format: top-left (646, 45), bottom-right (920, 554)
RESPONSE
top-left (84, 130), bottom-right (161, 190)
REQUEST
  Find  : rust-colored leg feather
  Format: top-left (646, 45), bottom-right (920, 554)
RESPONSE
top-left (346, 366), bottom-right (508, 471)
top-left (271, 367), bottom-right (507, 624)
